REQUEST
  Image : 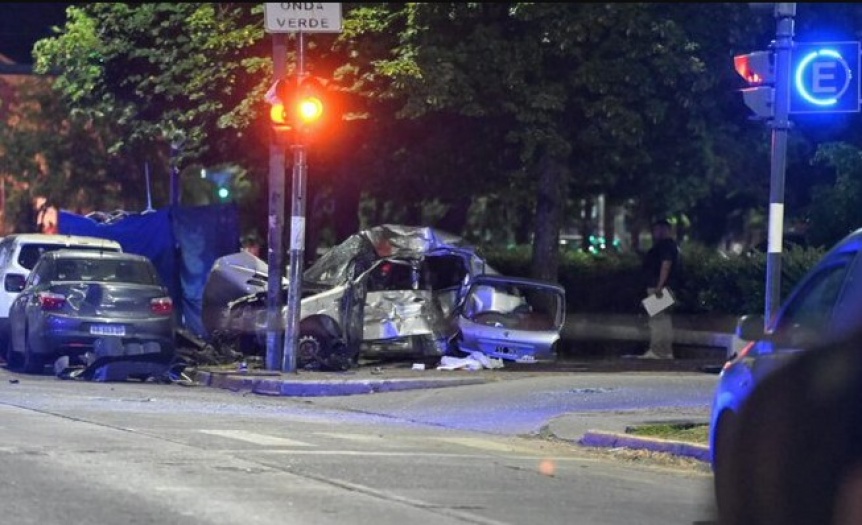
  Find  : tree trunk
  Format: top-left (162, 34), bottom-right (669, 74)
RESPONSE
top-left (604, 200), bottom-right (616, 249)
top-left (332, 167), bottom-right (361, 243)
top-left (580, 197), bottom-right (593, 252)
top-left (530, 152), bottom-right (566, 282)
top-left (436, 195), bottom-right (472, 235)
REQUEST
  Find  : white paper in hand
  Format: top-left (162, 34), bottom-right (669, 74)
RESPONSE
top-left (642, 288), bottom-right (675, 316)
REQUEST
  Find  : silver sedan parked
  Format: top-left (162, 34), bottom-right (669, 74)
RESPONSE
top-left (6, 250), bottom-right (176, 374)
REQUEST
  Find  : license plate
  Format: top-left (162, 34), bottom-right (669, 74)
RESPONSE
top-left (90, 324), bottom-right (126, 337)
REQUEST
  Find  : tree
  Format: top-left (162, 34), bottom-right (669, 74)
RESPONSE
top-left (0, 74), bottom-right (149, 229)
top-left (341, 3), bottom-right (716, 279)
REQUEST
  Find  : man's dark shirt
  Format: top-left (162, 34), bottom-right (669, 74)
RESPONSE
top-left (642, 238), bottom-right (679, 290)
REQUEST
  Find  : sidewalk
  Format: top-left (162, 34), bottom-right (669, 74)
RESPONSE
top-left (545, 409), bottom-right (711, 463)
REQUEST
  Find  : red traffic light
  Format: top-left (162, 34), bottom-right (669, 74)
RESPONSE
top-left (295, 76), bottom-right (326, 129)
top-left (298, 95), bottom-right (324, 124)
top-left (266, 75), bottom-right (335, 142)
top-left (734, 51), bottom-right (774, 85)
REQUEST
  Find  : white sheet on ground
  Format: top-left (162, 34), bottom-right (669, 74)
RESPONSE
top-left (437, 351), bottom-right (504, 371)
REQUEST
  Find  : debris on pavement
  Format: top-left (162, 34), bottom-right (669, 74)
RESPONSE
top-left (437, 351), bottom-right (505, 371)
top-left (53, 352), bottom-right (185, 383)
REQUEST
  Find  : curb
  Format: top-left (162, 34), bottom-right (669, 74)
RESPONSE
top-left (192, 370), bottom-right (488, 397)
top-left (578, 430), bottom-right (710, 463)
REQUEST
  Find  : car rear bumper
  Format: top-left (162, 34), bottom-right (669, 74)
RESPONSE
top-left (29, 314), bottom-right (175, 357)
top-left (457, 333), bottom-right (559, 363)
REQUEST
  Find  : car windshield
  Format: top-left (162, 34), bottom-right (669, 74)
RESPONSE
top-left (18, 244), bottom-right (119, 270)
top-left (53, 258), bottom-right (157, 285)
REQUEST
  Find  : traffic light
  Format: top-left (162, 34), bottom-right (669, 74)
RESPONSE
top-left (294, 76), bottom-right (326, 132)
top-left (266, 75), bottom-right (330, 143)
top-left (217, 186), bottom-right (231, 201)
top-left (734, 50), bottom-right (775, 119)
top-left (268, 76), bottom-right (296, 143)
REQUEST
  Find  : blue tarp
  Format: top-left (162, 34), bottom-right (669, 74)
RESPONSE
top-left (58, 204), bottom-right (240, 338)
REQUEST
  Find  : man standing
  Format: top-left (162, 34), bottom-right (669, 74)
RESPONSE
top-left (640, 219), bottom-right (680, 359)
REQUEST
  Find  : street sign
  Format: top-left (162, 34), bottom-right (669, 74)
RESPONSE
top-left (264, 3), bottom-right (343, 34)
top-left (790, 41), bottom-right (860, 114)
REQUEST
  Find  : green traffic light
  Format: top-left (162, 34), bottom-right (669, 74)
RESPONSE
top-left (218, 187), bottom-right (230, 199)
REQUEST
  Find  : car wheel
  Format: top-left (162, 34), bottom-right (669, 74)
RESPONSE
top-left (297, 315), bottom-right (351, 371)
top-left (20, 325), bottom-right (46, 375)
top-left (0, 332), bottom-right (10, 365)
top-left (5, 340), bottom-right (22, 370)
top-left (713, 411), bottom-right (739, 522)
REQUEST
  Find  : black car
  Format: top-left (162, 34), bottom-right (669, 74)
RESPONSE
top-left (5, 250), bottom-right (176, 374)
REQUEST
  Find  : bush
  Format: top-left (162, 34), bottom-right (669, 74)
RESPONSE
top-left (482, 243), bottom-right (825, 317)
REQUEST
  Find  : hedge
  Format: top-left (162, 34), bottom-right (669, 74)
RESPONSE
top-left (481, 243), bottom-right (825, 318)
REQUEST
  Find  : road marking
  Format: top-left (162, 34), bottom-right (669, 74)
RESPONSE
top-left (200, 430), bottom-right (315, 447)
top-left (313, 432), bottom-right (405, 445)
top-left (433, 437), bottom-right (540, 454)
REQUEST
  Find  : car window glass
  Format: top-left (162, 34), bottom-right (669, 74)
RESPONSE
top-left (28, 259), bottom-right (54, 287)
top-left (17, 244), bottom-right (120, 270)
top-left (774, 254), bottom-right (854, 346)
top-left (54, 258), bottom-right (158, 285)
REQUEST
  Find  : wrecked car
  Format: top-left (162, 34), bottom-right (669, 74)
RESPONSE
top-left (202, 224), bottom-right (565, 370)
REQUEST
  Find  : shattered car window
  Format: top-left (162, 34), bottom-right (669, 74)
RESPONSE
top-left (303, 235), bottom-right (375, 286)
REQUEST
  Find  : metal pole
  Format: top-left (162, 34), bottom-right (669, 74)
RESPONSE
top-left (169, 131), bottom-right (185, 207)
top-left (284, 145), bottom-right (307, 373)
top-left (265, 33), bottom-right (288, 371)
top-left (283, 31), bottom-right (307, 373)
top-left (765, 3), bottom-right (795, 327)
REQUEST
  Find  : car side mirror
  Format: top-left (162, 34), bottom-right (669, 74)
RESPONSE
top-left (736, 314), bottom-right (766, 341)
top-left (4, 273), bottom-right (26, 293)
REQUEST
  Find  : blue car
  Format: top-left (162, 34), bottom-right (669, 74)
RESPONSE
top-left (710, 227), bottom-right (862, 511)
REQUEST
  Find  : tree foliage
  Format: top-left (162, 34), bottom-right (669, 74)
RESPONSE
top-left (6, 2), bottom-right (861, 282)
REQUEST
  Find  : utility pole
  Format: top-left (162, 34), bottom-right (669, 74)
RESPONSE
top-left (265, 34), bottom-right (288, 371)
top-left (283, 32), bottom-right (307, 374)
top-left (764, 3), bottom-right (795, 326)
top-left (263, 3), bottom-right (343, 372)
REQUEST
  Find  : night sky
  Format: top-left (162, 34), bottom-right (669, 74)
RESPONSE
top-left (1, 3), bottom-right (69, 64)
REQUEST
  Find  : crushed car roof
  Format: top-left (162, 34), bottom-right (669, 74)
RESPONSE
top-left (303, 224), bottom-right (494, 286)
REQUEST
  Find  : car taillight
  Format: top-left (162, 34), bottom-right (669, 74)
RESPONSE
top-left (150, 297), bottom-right (173, 315)
top-left (38, 292), bottom-right (66, 311)
top-left (722, 340), bottom-right (756, 372)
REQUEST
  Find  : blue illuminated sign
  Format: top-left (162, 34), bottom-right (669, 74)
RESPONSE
top-left (790, 41), bottom-right (860, 114)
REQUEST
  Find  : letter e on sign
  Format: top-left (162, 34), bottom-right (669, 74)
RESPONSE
top-left (264, 3), bottom-right (343, 34)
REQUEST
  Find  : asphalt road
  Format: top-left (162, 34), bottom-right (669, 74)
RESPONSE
top-left (0, 366), bottom-right (718, 525)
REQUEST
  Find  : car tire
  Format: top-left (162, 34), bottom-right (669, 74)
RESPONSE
top-left (713, 411), bottom-right (738, 523)
top-left (297, 315), bottom-right (351, 371)
top-left (5, 340), bottom-right (22, 370)
top-left (0, 333), bottom-right (10, 366)
top-left (19, 325), bottom-right (46, 375)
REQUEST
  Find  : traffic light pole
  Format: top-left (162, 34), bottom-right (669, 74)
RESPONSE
top-left (283, 32), bottom-right (308, 373)
top-left (764, 3), bottom-right (795, 327)
top-left (284, 143), bottom-right (306, 373)
top-left (265, 33), bottom-right (288, 371)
